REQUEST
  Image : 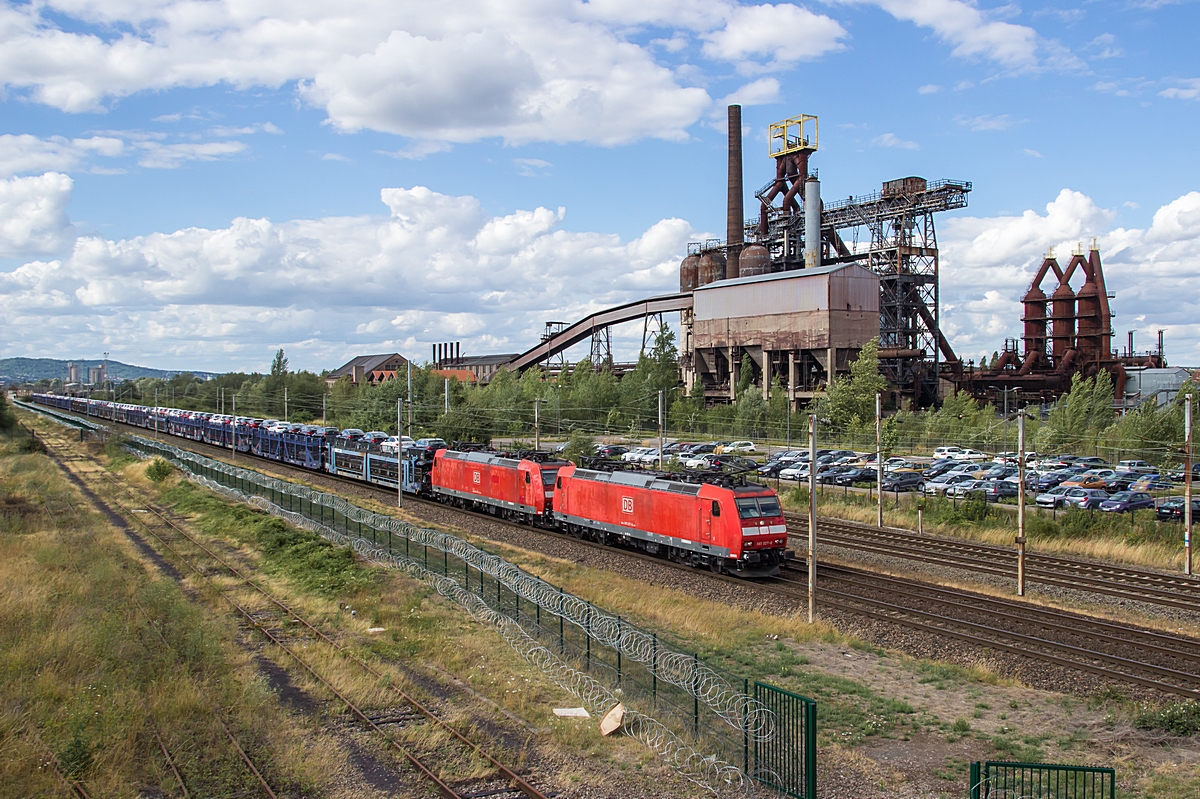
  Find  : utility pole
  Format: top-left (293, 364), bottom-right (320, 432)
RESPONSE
top-left (534, 398), bottom-right (540, 451)
top-left (397, 397), bottom-right (404, 510)
top-left (284, 387), bottom-right (288, 422)
top-left (876, 392), bottom-right (883, 528)
top-left (231, 395), bottom-right (236, 460)
top-left (154, 388), bottom-right (159, 439)
top-left (1017, 411), bottom-right (1027, 596)
top-left (1186, 394), bottom-right (1193, 576)
top-left (808, 413), bottom-right (817, 624)
top-left (444, 378), bottom-right (449, 415)
top-left (322, 393), bottom-right (327, 427)
top-left (658, 390), bottom-right (665, 470)
top-left (407, 362), bottom-right (413, 439)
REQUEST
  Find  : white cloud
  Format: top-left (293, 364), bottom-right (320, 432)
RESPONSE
top-left (0, 134), bottom-right (124, 177)
top-left (836, 0), bottom-right (1040, 68)
top-left (1021, 148), bottom-right (1042, 157)
top-left (135, 141), bottom-right (248, 169)
top-left (0, 172), bottom-right (76, 258)
top-left (1160, 79), bottom-right (1200, 101)
top-left (321, 153), bottom-right (350, 162)
top-left (0, 184), bottom-right (695, 370)
top-left (871, 132), bottom-right (919, 149)
top-left (716, 77), bottom-right (781, 107)
top-left (918, 83), bottom-right (942, 94)
top-left (0, 1), bottom-right (716, 146)
top-left (955, 113), bottom-right (1022, 131)
top-left (938, 189), bottom-right (1200, 364)
top-left (513, 157), bottom-right (552, 176)
top-left (701, 4), bottom-right (847, 72)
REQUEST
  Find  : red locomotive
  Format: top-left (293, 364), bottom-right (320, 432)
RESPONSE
top-left (551, 464), bottom-right (788, 576)
top-left (431, 449), bottom-right (567, 522)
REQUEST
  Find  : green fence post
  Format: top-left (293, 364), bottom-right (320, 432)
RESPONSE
top-left (805, 698), bottom-right (817, 799)
top-left (585, 603), bottom-right (592, 671)
top-left (559, 587), bottom-right (565, 654)
top-left (692, 653), bottom-right (700, 740)
top-left (969, 762), bottom-right (981, 799)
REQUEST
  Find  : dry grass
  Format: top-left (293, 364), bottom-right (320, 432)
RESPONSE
top-left (0, 438), bottom-right (340, 798)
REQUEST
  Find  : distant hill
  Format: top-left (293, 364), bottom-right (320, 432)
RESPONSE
top-left (0, 357), bottom-right (217, 383)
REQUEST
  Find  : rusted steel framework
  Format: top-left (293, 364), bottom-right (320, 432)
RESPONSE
top-left (750, 175), bottom-right (972, 407)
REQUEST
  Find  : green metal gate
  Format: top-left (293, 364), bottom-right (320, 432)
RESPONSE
top-left (970, 761), bottom-right (1115, 799)
top-left (753, 682), bottom-right (817, 799)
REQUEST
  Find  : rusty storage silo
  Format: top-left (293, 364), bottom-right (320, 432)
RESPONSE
top-left (738, 244), bottom-right (770, 278)
top-left (1021, 257), bottom-right (1053, 363)
top-left (680, 254), bottom-right (700, 291)
top-left (698, 251), bottom-right (726, 285)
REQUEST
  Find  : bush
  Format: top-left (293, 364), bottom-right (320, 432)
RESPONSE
top-left (146, 458), bottom-right (174, 482)
top-left (0, 392), bottom-right (15, 433)
top-left (1135, 701), bottom-right (1200, 736)
top-left (561, 430), bottom-right (596, 466)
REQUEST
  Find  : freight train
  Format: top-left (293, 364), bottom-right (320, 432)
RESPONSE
top-left (31, 394), bottom-right (789, 576)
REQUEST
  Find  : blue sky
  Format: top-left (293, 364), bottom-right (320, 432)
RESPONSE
top-left (1, 0), bottom-right (1197, 374)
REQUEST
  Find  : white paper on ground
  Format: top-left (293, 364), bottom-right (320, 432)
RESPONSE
top-left (553, 707), bottom-right (591, 718)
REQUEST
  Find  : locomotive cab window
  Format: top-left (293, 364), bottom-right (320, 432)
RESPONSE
top-left (757, 497), bottom-right (782, 517)
top-left (711, 500), bottom-right (721, 517)
top-left (525, 472), bottom-right (530, 483)
top-left (735, 498), bottom-right (762, 518)
top-left (557, 477), bottom-right (563, 489)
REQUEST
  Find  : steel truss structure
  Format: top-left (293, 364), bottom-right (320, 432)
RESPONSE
top-left (751, 177), bottom-right (971, 406)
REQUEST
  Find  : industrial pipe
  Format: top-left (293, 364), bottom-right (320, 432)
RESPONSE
top-left (804, 176), bottom-right (821, 269)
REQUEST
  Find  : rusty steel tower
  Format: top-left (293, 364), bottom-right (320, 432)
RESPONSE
top-left (748, 113), bottom-right (971, 406)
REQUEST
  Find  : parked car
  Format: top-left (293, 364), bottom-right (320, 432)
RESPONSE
top-left (634, 448), bottom-right (662, 464)
top-left (1099, 491), bottom-right (1156, 513)
top-left (1036, 485), bottom-right (1073, 509)
top-left (1157, 497), bottom-right (1200, 521)
top-left (1169, 463), bottom-right (1200, 482)
top-left (595, 444), bottom-right (628, 458)
top-left (923, 474), bottom-right (973, 495)
top-left (881, 472), bottom-right (924, 492)
top-left (946, 479), bottom-right (989, 498)
top-left (1131, 474), bottom-right (1174, 492)
top-left (816, 465), bottom-right (856, 484)
top-left (1062, 488), bottom-right (1110, 510)
top-left (719, 440), bottom-right (757, 454)
top-left (1116, 460), bottom-right (1155, 474)
top-left (1061, 473), bottom-right (1112, 490)
top-left (833, 468), bottom-right (877, 486)
top-left (779, 463), bottom-right (810, 481)
top-left (623, 447), bottom-right (654, 463)
top-left (1073, 456), bottom-right (1108, 467)
top-left (933, 446), bottom-right (963, 458)
top-left (976, 480), bottom-right (1019, 502)
top-left (952, 448), bottom-right (989, 461)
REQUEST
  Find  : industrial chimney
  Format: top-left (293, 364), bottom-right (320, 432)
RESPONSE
top-left (804, 175), bottom-right (821, 269)
top-left (727, 104), bottom-right (744, 280)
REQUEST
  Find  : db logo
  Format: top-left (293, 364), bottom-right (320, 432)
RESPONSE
top-left (621, 496), bottom-right (634, 514)
top-left (472, 472), bottom-right (481, 484)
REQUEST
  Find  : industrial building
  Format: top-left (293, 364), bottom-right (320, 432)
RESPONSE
top-left (326, 353), bottom-right (409, 387)
top-left (686, 263), bottom-right (879, 402)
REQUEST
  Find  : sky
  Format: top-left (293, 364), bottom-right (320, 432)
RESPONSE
top-left (0, 0), bottom-right (1197, 375)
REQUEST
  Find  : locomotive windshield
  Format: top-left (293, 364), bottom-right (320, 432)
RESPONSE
top-left (736, 496), bottom-right (783, 519)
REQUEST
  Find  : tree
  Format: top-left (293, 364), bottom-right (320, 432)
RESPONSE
top-left (270, 349), bottom-right (289, 377)
top-left (0, 392), bottom-right (15, 433)
top-left (817, 338), bottom-right (888, 430)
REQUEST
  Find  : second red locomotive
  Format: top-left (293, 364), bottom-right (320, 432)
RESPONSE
top-left (551, 464), bottom-right (788, 576)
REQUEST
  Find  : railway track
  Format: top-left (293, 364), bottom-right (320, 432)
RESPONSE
top-left (38, 430), bottom-right (551, 799)
top-left (797, 515), bottom-right (1200, 613)
top-left (28, 410), bottom-right (1200, 702)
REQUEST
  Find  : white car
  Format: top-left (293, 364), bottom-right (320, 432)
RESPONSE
top-left (924, 473), bottom-right (976, 495)
top-left (721, 440), bottom-right (757, 454)
top-left (684, 453), bottom-right (716, 469)
top-left (622, 447), bottom-right (653, 463)
top-left (634, 448), bottom-right (662, 464)
top-left (779, 463), bottom-right (810, 481)
top-left (953, 448), bottom-right (989, 461)
top-left (933, 446), bottom-right (963, 458)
